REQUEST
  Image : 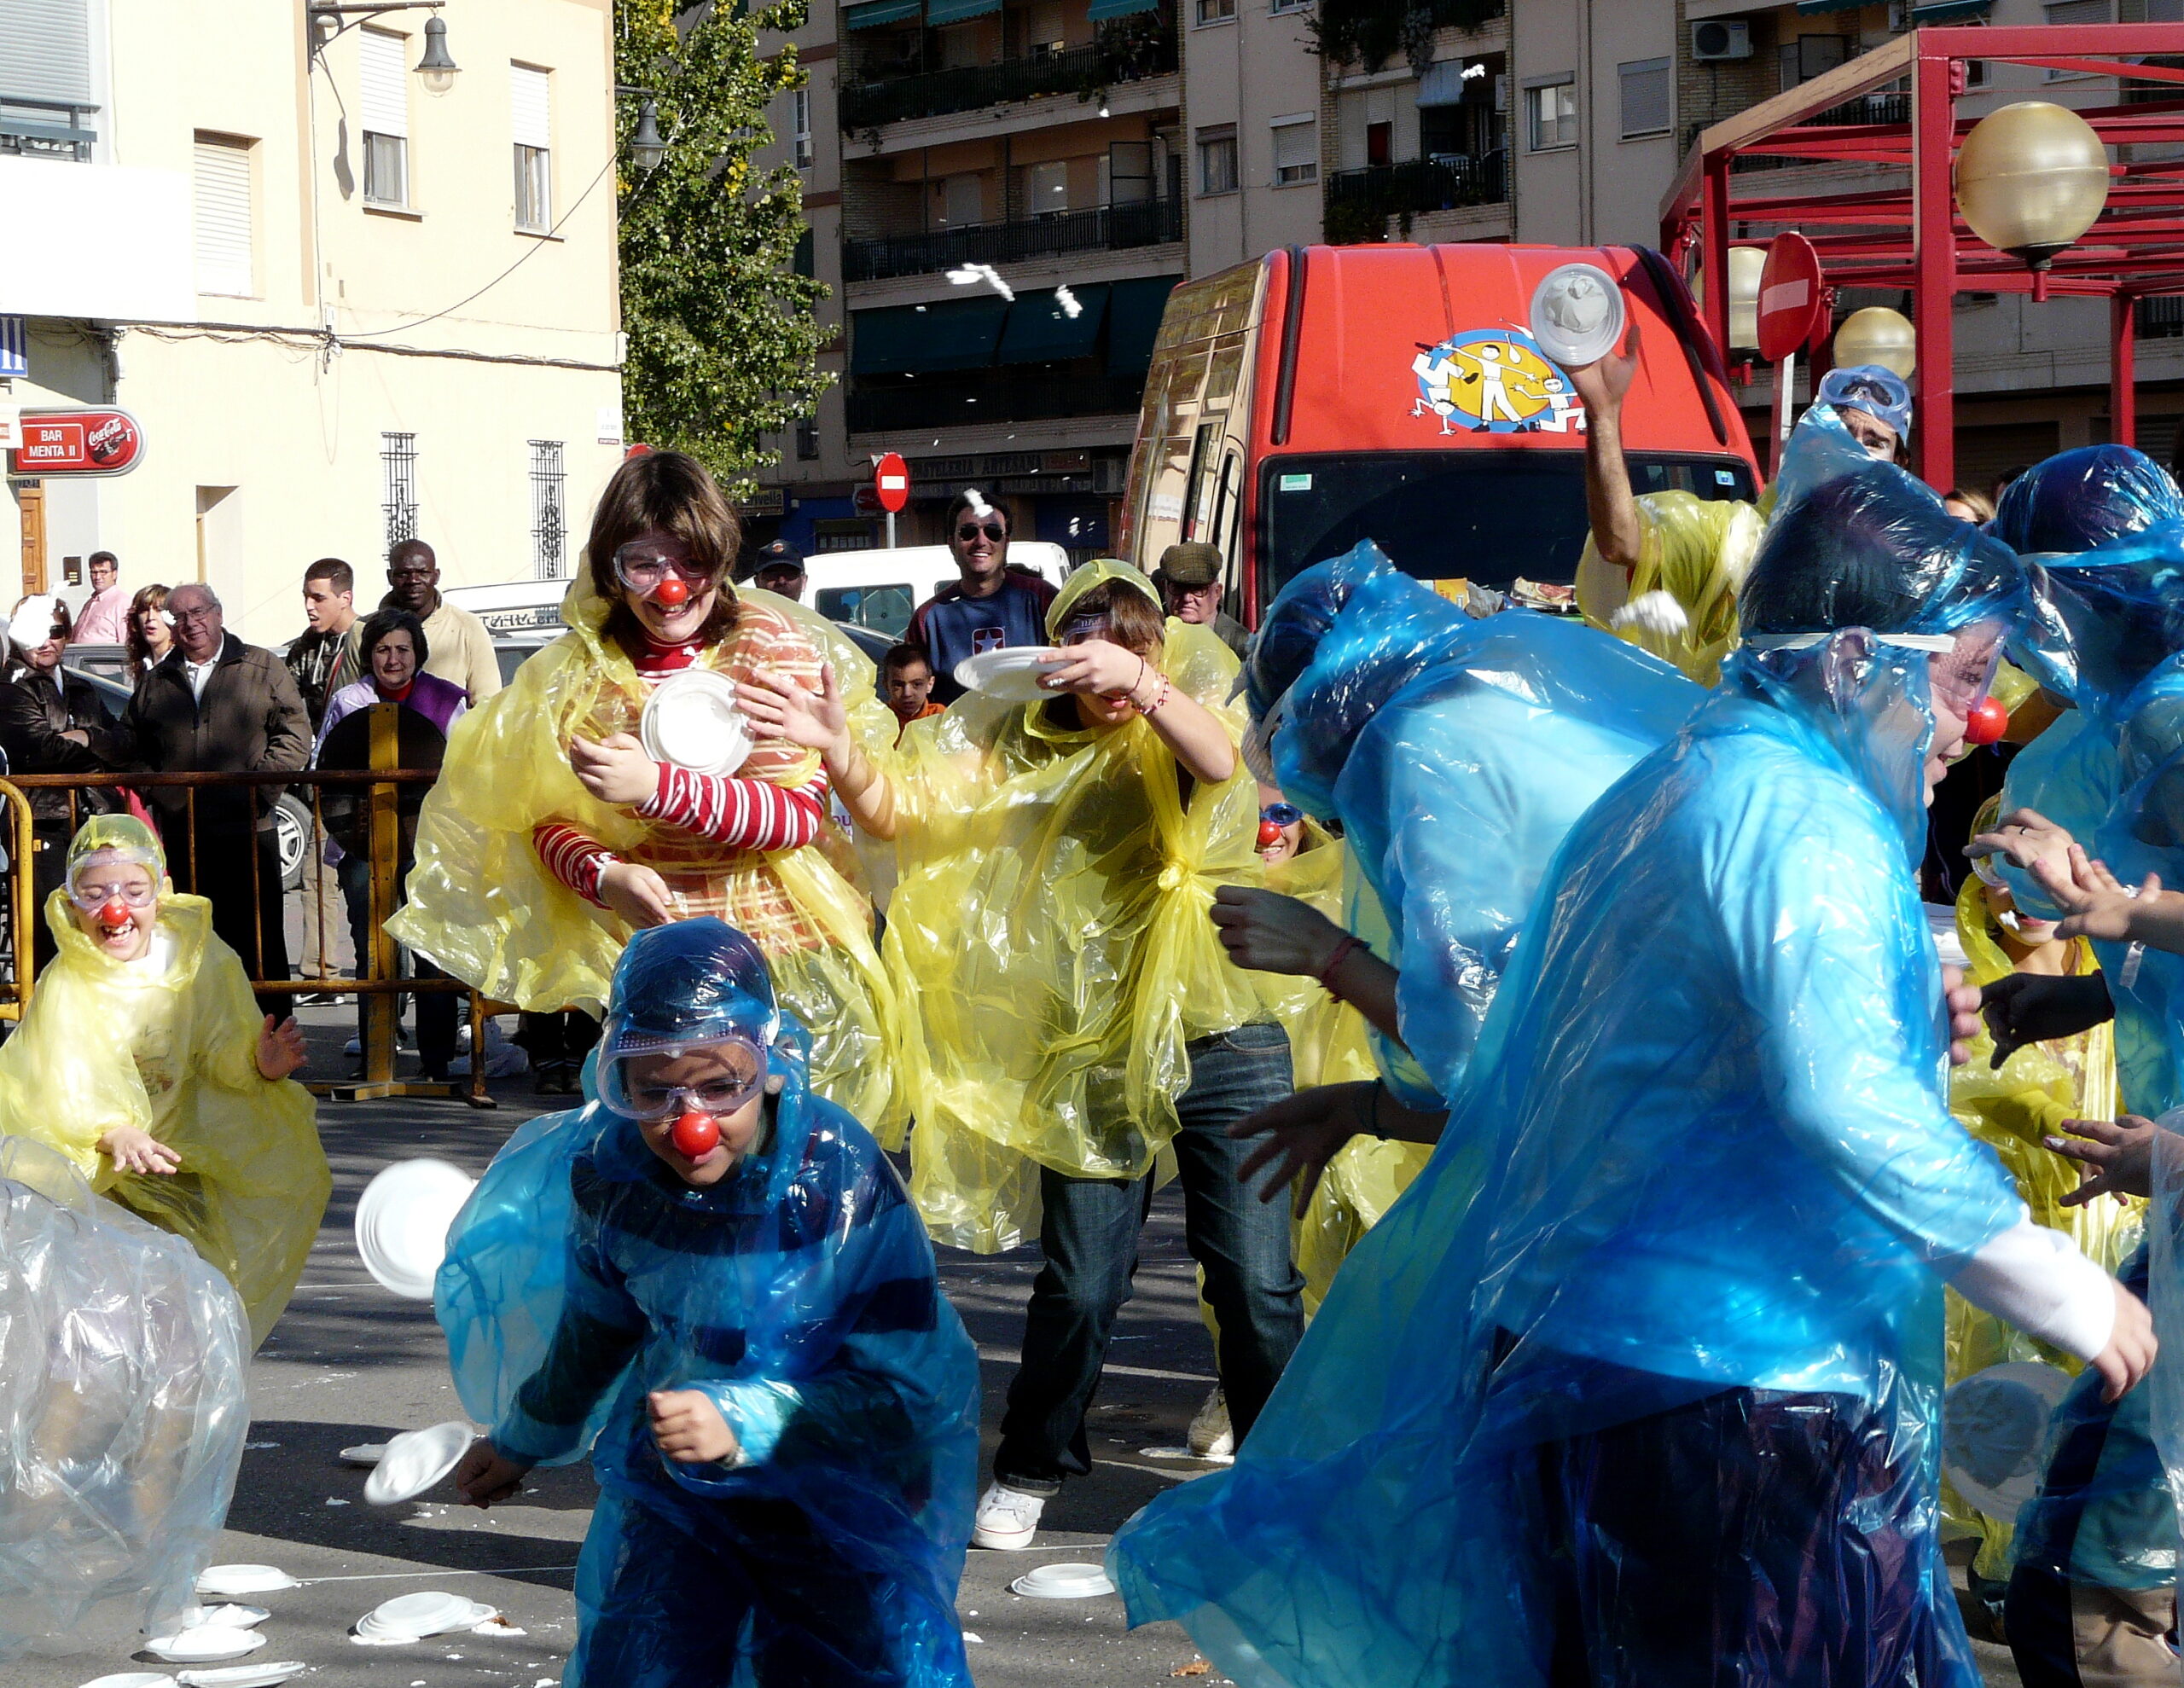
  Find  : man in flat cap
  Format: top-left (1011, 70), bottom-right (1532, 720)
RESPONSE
top-left (1152, 542), bottom-right (1248, 658)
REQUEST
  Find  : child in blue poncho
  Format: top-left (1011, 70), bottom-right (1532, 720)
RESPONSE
top-left (441, 918), bottom-right (979, 1687)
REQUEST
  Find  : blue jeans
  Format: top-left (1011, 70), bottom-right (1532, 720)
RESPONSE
top-left (995, 1023), bottom-right (1303, 1491)
top-left (337, 850), bottom-right (456, 1074)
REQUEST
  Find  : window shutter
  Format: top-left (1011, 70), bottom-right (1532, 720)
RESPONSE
top-left (1619, 58), bottom-right (1670, 138)
top-left (361, 27), bottom-right (409, 138)
top-left (0, 0), bottom-right (91, 104)
top-left (510, 64), bottom-right (550, 149)
top-left (193, 135), bottom-right (253, 296)
top-left (1272, 119), bottom-right (1315, 173)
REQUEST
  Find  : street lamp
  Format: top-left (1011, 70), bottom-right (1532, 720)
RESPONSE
top-left (306, 3), bottom-right (459, 95)
top-left (1726, 245), bottom-right (1763, 359)
top-left (1833, 306), bottom-right (1916, 378)
top-left (415, 15), bottom-right (458, 95)
top-left (630, 99), bottom-right (667, 171)
top-left (1955, 101), bottom-right (2111, 303)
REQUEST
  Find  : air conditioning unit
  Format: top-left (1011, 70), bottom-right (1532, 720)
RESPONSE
top-left (1691, 20), bottom-right (1753, 61)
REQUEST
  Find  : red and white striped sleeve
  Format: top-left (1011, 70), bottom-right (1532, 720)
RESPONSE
top-left (532, 821), bottom-right (619, 906)
top-left (638, 765), bottom-right (832, 852)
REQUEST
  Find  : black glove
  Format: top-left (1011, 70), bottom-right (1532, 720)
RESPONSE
top-left (1981, 972), bottom-right (2114, 1070)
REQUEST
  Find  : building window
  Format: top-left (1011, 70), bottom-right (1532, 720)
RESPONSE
top-left (381, 432), bottom-right (418, 556)
top-left (2043, 0), bottom-right (2109, 77)
top-left (1780, 32), bottom-right (1848, 91)
top-left (1196, 0), bottom-right (1235, 21)
top-left (530, 439), bottom-right (566, 578)
top-left (1367, 119), bottom-right (1392, 167)
top-left (796, 419), bottom-right (820, 461)
top-left (192, 132), bottom-right (254, 296)
top-left (512, 64), bottom-right (552, 231)
top-left (1270, 0), bottom-right (1308, 10)
top-left (792, 87), bottom-right (812, 169)
top-left (1025, 158), bottom-right (1069, 215)
top-left (361, 26), bottom-right (410, 206)
top-left (1525, 78), bottom-right (1577, 152)
top-left (1618, 57), bottom-right (1670, 140)
top-left (1197, 124), bottom-right (1238, 194)
top-left (1272, 115), bottom-right (1316, 185)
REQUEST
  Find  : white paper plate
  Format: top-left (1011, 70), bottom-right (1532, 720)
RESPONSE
top-left (1528, 262), bottom-right (1625, 368)
top-left (339, 1443), bottom-right (386, 1468)
top-left (355, 1590), bottom-right (494, 1640)
top-left (1009, 1561), bottom-right (1115, 1600)
top-left (640, 669), bottom-right (752, 777)
top-left (143, 1627), bottom-right (267, 1663)
top-left (954, 647), bottom-right (1066, 704)
top-left (175, 1667), bottom-right (308, 1688)
top-left (76, 1674), bottom-right (176, 1688)
top-left (1943, 1360), bottom-right (2072, 1518)
top-left (181, 1605), bottom-right (268, 1630)
top-left (192, 1567), bottom-right (296, 1598)
top-left (353, 1158), bottom-right (478, 1301)
top-left (363, 1420), bottom-right (473, 1506)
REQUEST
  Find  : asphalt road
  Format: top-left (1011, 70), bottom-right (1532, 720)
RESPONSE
top-left (18, 1006), bottom-right (1233, 1688)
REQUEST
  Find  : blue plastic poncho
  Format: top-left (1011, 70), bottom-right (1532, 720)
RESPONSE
top-left (436, 920), bottom-right (979, 1688)
top-left (1248, 542), bottom-right (1704, 1106)
top-left (1111, 420), bottom-right (2036, 1687)
top-left (1993, 444), bottom-right (2184, 559)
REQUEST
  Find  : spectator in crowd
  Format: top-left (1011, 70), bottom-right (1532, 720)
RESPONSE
top-left (905, 490), bottom-right (1058, 705)
top-left (1152, 542), bottom-right (1250, 658)
top-left (120, 583), bottom-right (312, 1014)
top-left (750, 540), bottom-right (808, 603)
top-left (0, 594), bottom-right (135, 970)
top-left (315, 607), bottom-right (466, 1082)
top-left (124, 584), bottom-right (173, 684)
top-left (70, 552), bottom-right (130, 647)
top-left (1945, 488), bottom-right (1998, 525)
top-left (286, 559), bottom-right (356, 730)
top-left (329, 539), bottom-right (501, 705)
top-left (1995, 464), bottom-right (2032, 508)
top-left (880, 642), bottom-right (943, 739)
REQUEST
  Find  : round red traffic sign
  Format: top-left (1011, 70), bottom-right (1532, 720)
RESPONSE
top-left (874, 452), bottom-right (910, 514)
top-left (1757, 232), bottom-right (1825, 365)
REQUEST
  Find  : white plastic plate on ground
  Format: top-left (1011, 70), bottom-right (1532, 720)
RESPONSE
top-left (174, 1668), bottom-right (308, 1688)
top-left (354, 1591), bottom-right (496, 1642)
top-left (363, 1420), bottom-right (473, 1506)
top-left (339, 1443), bottom-right (386, 1467)
top-left (76, 1674), bottom-right (176, 1688)
top-left (180, 1605), bottom-right (268, 1630)
top-left (1528, 262), bottom-right (1626, 368)
top-left (353, 1158), bottom-right (478, 1301)
top-left (641, 670), bottom-right (752, 777)
top-left (192, 1567), bottom-right (296, 1598)
top-left (1943, 1360), bottom-right (2072, 1518)
top-left (1009, 1562), bottom-right (1115, 1599)
top-left (142, 1627), bottom-right (267, 1663)
top-left (955, 647), bottom-right (1066, 704)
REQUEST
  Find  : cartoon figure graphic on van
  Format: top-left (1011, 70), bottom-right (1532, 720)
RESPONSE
top-left (1411, 329), bottom-right (1587, 436)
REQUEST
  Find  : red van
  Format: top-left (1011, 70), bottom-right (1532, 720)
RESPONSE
top-left (1117, 243), bottom-right (1759, 624)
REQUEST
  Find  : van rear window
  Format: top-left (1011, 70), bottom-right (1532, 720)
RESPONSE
top-left (1258, 452), bottom-right (1757, 600)
top-left (816, 584), bottom-right (916, 640)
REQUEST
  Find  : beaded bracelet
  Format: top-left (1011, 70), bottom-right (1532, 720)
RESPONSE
top-left (1135, 674), bottom-right (1171, 716)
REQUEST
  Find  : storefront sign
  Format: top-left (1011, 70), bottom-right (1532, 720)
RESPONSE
top-left (10, 409), bottom-right (145, 477)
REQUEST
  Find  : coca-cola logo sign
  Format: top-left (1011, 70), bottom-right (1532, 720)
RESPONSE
top-left (9, 409), bottom-right (145, 477)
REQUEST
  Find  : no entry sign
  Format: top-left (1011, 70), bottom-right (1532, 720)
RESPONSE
top-left (1757, 234), bottom-right (1824, 365)
top-left (874, 452), bottom-right (909, 514)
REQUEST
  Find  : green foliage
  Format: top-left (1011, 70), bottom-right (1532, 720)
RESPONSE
top-left (1310, 0), bottom-right (1504, 73)
top-left (617, 0), bottom-right (829, 493)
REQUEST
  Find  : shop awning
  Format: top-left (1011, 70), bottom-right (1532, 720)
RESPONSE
top-left (1908, 0), bottom-right (1991, 19)
top-left (851, 295), bottom-right (1012, 375)
top-left (926, 0), bottom-right (1001, 22)
top-left (996, 284), bottom-right (1110, 365)
top-left (1794, 0), bottom-right (1866, 11)
top-left (1088, 0), bottom-right (1162, 20)
top-left (1105, 275), bottom-right (1181, 378)
top-left (844, 0), bottom-right (920, 29)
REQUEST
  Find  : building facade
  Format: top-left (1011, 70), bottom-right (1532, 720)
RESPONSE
top-left (1, 0), bottom-right (624, 647)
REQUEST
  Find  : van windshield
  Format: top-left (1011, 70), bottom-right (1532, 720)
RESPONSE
top-left (1258, 451), bottom-right (1758, 600)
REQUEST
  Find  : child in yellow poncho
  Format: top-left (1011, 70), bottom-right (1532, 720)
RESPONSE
top-left (386, 450), bottom-right (905, 1135)
top-left (0, 814), bottom-right (327, 1347)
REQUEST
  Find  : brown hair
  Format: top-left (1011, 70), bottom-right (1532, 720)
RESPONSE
top-left (584, 450), bottom-right (742, 659)
top-left (125, 583), bottom-right (170, 680)
top-left (1943, 487), bottom-right (1996, 525)
top-left (1056, 579), bottom-right (1165, 658)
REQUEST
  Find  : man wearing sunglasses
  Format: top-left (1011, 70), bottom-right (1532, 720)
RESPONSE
top-left (904, 490), bottom-right (1058, 705)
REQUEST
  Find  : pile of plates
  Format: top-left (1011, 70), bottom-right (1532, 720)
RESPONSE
top-left (352, 1158), bottom-right (478, 1301)
top-left (955, 647), bottom-right (1066, 704)
top-left (363, 1420), bottom-right (473, 1506)
top-left (641, 669), bottom-right (752, 776)
top-left (352, 1591), bottom-right (498, 1645)
top-left (1008, 1561), bottom-right (1115, 1600)
top-left (191, 1567), bottom-right (295, 1600)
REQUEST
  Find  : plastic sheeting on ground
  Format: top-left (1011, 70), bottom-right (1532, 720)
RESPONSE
top-left (0, 876), bottom-right (328, 1348)
top-left (0, 1135), bottom-right (247, 1660)
top-left (437, 922), bottom-right (979, 1687)
top-left (388, 577), bottom-right (908, 1140)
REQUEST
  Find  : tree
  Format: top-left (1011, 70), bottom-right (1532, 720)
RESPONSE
top-left (616, 0), bottom-right (829, 492)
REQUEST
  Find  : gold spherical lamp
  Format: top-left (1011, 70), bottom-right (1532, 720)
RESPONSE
top-left (1955, 101), bottom-right (2111, 301)
top-left (1832, 306), bottom-right (1916, 380)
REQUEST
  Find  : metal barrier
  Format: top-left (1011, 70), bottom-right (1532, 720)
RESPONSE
top-left (0, 703), bottom-right (496, 1108)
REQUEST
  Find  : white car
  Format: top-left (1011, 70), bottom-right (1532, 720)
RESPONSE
top-left (803, 542), bottom-right (1073, 646)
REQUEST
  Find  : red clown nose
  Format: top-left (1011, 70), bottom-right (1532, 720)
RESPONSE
top-left (670, 1109), bottom-right (720, 1159)
top-left (1962, 696), bottom-right (2009, 747)
top-left (653, 576), bottom-right (690, 608)
top-left (97, 896), bottom-right (131, 931)
top-left (1258, 820), bottom-right (1284, 848)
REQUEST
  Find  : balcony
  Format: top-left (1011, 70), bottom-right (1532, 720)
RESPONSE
top-left (0, 94), bottom-right (98, 163)
top-left (847, 371), bottom-right (1147, 433)
top-left (1685, 90), bottom-right (1913, 177)
top-left (842, 14), bottom-right (1177, 131)
top-left (1324, 153), bottom-right (1506, 241)
top-left (845, 196), bottom-right (1182, 282)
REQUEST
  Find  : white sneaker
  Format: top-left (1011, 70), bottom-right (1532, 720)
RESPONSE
top-left (970, 1481), bottom-right (1046, 1550)
top-left (1188, 1385), bottom-right (1234, 1463)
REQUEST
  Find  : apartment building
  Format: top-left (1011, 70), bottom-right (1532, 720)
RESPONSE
top-left (2, 0), bottom-right (624, 645)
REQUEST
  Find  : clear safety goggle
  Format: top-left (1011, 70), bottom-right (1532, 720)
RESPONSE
top-left (597, 1033), bottom-right (767, 1122)
top-left (68, 878), bottom-right (158, 913)
top-left (1742, 629), bottom-right (2000, 714)
top-left (612, 543), bottom-right (713, 594)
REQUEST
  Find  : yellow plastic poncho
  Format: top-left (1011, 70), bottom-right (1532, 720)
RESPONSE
top-left (386, 577), bottom-right (908, 1139)
top-left (883, 562), bottom-right (1268, 1252)
top-left (0, 815), bottom-right (328, 1347)
top-left (1576, 490), bottom-right (1763, 686)
top-left (1943, 867), bottom-right (2136, 1576)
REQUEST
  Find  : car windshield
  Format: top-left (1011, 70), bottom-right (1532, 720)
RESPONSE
top-left (816, 584), bottom-right (916, 640)
top-left (1258, 450), bottom-right (1758, 600)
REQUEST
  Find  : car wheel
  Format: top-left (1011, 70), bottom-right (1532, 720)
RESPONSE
top-left (273, 795), bottom-right (310, 893)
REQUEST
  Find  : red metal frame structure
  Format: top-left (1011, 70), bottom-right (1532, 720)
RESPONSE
top-left (1660, 25), bottom-right (2184, 493)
